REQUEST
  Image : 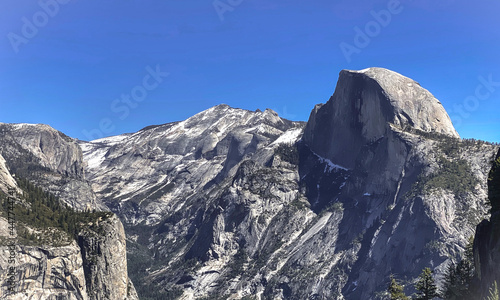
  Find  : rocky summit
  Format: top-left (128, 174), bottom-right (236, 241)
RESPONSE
top-left (304, 67), bottom-right (459, 170)
top-left (0, 67), bottom-right (498, 299)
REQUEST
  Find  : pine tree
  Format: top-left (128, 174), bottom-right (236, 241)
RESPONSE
top-left (485, 281), bottom-right (499, 300)
top-left (388, 275), bottom-right (409, 300)
top-left (415, 267), bottom-right (439, 300)
top-left (442, 237), bottom-right (475, 299)
top-left (442, 262), bottom-right (459, 299)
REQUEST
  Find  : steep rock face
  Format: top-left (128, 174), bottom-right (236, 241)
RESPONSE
top-left (304, 68), bottom-right (459, 170)
top-left (77, 214), bottom-right (138, 300)
top-left (489, 149), bottom-right (500, 213)
top-left (474, 149), bottom-right (500, 297)
top-left (0, 153), bottom-right (18, 194)
top-left (0, 216), bottom-right (88, 299)
top-left (295, 68), bottom-right (494, 298)
top-left (212, 135), bottom-right (495, 299)
top-left (0, 123), bottom-right (106, 211)
top-left (0, 215), bottom-right (138, 300)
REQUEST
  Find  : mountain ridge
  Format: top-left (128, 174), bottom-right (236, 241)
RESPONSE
top-left (79, 68), bottom-right (497, 299)
top-left (1, 67), bottom-right (498, 299)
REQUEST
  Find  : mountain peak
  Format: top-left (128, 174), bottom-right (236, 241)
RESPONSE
top-left (340, 67), bottom-right (459, 138)
top-left (304, 67), bottom-right (459, 169)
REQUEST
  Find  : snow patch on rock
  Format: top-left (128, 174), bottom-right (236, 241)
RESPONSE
top-left (271, 128), bottom-right (303, 146)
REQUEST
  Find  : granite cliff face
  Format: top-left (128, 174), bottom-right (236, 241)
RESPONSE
top-left (77, 214), bottom-right (138, 300)
top-left (303, 68), bottom-right (459, 170)
top-left (0, 153), bottom-right (18, 195)
top-left (474, 149), bottom-right (500, 297)
top-left (79, 68), bottom-right (498, 299)
top-left (0, 215), bottom-right (138, 300)
top-left (0, 125), bottom-right (137, 300)
top-left (0, 123), bottom-right (107, 211)
top-left (0, 234), bottom-right (88, 300)
top-left (297, 68), bottom-right (495, 298)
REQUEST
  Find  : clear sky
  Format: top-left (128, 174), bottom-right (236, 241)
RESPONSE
top-left (1, 0), bottom-right (499, 142)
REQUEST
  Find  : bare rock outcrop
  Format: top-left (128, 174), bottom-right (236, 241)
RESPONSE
top-left (0, 123), bottom-right (106, 211)
top-left (0, 124), bottom-right (138, 300)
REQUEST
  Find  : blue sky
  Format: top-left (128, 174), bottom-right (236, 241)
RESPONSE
top-left (0, 0), bottom-right (499, 142)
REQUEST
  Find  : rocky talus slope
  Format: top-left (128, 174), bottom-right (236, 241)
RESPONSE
top-left (80, 68), bottom-right (499, 299)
